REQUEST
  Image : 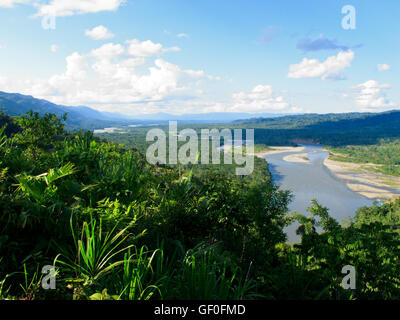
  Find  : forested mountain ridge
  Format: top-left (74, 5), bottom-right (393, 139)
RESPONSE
top-left (0, 91), bottom-right (144, 131)
top-left (235, 110), bottom-right (400, 128)
top-left (233, 110), bottom-right (400, 146)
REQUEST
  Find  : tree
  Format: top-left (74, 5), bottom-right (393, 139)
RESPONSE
top-left (13, 110), bottom-right (67, 160)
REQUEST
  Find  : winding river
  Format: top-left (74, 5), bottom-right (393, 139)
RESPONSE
top-left (263, 145), bottom-right (374, 243)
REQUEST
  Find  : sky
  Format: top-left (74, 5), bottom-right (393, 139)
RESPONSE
top-left (0, 0), bottom-right (399, 116)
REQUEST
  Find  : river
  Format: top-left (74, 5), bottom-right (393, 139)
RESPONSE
top-left (263, 144), bottom-right (375, 243)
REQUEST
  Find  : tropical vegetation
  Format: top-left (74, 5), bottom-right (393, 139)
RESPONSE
top-left (1, 111), bottom-right (400, 300)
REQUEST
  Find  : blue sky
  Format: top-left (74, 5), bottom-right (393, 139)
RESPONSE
top-left (0, 0), bottom-right (399, 115)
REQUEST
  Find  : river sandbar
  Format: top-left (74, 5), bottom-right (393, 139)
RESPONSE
top-left (283, 153), bottom-right (310, 164)
top-left (324, 158), bottom-right (400, 200)
top-left (253, 146), bottom-right (305, 158)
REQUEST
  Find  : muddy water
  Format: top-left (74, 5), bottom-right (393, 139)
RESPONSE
top-left (264, 145), bottom-right (374, 243)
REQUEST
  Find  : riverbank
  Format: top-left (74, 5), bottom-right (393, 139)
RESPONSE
top-left (252, 146), bottom-right (305, 158)
top-left (323, 157), bottom-right (400, 200)
top-left (261, 145), bottom-right (400, 201)
top-left (221, 145), bottom-right (305, 158)
top-left (224, 144), bottom-right (399, 201)
top-left (263, 144), bottom-right (375, 242)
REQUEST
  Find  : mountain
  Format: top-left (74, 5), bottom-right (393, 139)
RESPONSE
top-left (235, 110), bottom-right (400, 146)
top-left (0, 91), bottom-right (145, 130)
top-left (0, 91), bottom-right (294, 130)
top-left (234, 110), bottom-right (400, 129)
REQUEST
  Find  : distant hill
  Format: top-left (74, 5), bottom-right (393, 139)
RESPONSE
top-left (0, 91), bottom-right (147, 130)
top-left (235, 110), bottom-right (400, 146)
top-left (0, 91), bottom-right (292, 130)
top-left (235, 112), bottom-right (373, 126)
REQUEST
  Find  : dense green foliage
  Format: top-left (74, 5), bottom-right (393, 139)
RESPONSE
top-left (327, 139), bottom-right (400, 176)
top-left (1, 112), bottom-right (400, 300)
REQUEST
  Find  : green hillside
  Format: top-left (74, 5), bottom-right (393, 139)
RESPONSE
top-left (0, 91), bottom-right (142, 131)
top-left (235, 111), bottom-right (400, 146)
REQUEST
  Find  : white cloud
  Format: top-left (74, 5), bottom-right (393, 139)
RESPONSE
top-left (377, 64), bottom-right (391, 72)
top-left (0, 38), bottom-right (215, 113)
top-left (126, 39), bottom-right (180, 57)
top-left (353, 80), bottom-right (396, 110)
top-left (126, 39), bottom-right (163, 57)
top-left (171, 86), bottom-right (303, 115)
top-left (164, 46), bottom-right (181, 53)
top-left (91, 42), bottom-right (125, 59)
top-left (50, 44), bottom-right (58, 52)
top-left (183, 69), bottom-right (205, 78)
top-left (177, 33), bottom-right (189, 39)
top-left (288, 50), bottom-right (354, 80)
top-left (53, 52), bottom-right (89, 81)
top-left (85, 25), bottom-right (114, 40)
top-left (230, 85), bottom-right (291, 113)
top-left (36, 0), bottom-right (124, 17)
top-left (0, 0), bottom-right (30, 8)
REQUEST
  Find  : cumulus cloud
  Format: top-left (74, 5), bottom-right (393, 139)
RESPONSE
top-left (179, 85), bottom-right (302, 115)
top-left (230, 85), bottom-right (291, 113)
top-left (377, 64), bottom-right (391, 72)
top-left (353, 80), bottom-right (396, 110)
top-left (288, 50), bottom-right (354, 80)
top-left (91, 42), bottom-right (125, 59)
top-left (36, 0), bottom-right (124, 17)
top-left (53, 52), bottom-right (89, 81)
top-left (0, 0), bottom-right (30, 7)
top-left (126, 39), bottom-right (162, 57)
top-left (85, 25), bottom-right (114, 40)
top-left (0, 39), bottom-right (216, 113)
top-left (125, 39), bottom-right (180, 57)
